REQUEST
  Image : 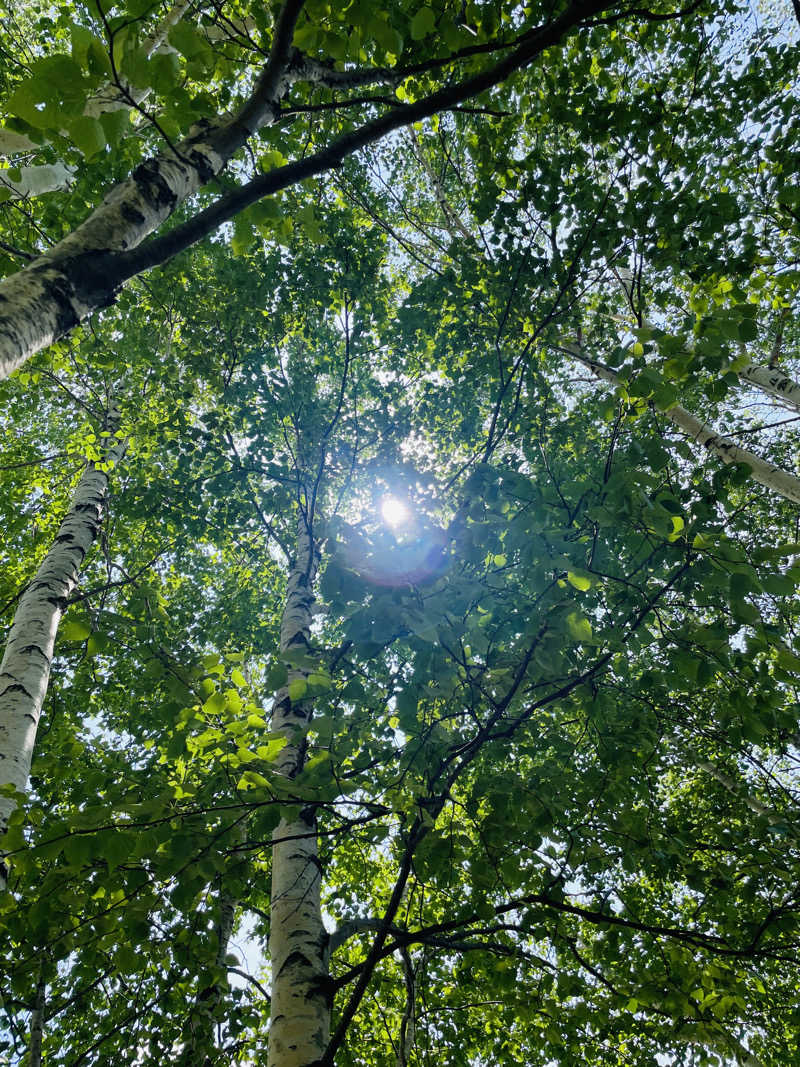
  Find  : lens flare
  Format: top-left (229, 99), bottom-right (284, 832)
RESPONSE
top-left (381, 496), bottom-right (409, 527)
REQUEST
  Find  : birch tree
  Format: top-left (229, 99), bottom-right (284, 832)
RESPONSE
top-left (0, 0), bottom-right (642, 381)
top-left (1, 3), bottom-right (800, 1067)
top-left (0, 412), bottom-right (126, 887)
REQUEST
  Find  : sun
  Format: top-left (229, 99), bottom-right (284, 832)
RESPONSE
top-left (380, 496), bottom-right (410, 527)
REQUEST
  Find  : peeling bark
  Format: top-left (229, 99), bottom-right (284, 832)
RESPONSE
top-left (0, 429), bottom-right (126, 887)
top-left (564, 341), bottom-right (800, 507)
top-left (0, 163), bottom-right (75, 199)
top-left (268, 520), bottom-right (330, 1067)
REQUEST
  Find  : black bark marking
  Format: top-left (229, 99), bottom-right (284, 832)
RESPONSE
top-left (132, 158), bottom-right (180, 212)
top-left (0, 682), bottom-right (35, 699)
top-left (30, 265), bottom-right (80, 336)
top-left (286, 632), bottom-right (312, 651)
top-left (300, 806), bottom-right (318, 830)
top-left (185, 146), bottom-right (216, 185)
top-left (277, 950), bottom-right (312, 977)
top-left (309, 973), bottom-right (336, 1007)
top-left (62, 251), bottom-right (121, 310)
top-left (120, 201), bottom-right (146, 228)
top-left (19, 645), bottom-right (48, 659)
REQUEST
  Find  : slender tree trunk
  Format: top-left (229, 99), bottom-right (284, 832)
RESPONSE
top-left (395, 946), bottom-right (416, 1067)
top-left (736, 361), bottom-right (800, 414)
top-left (28, 965), bottom-right (45, 1067)
top-left (664, 403), bottom-right (800, 504)
top-left (0, 0), bottom-right (305, 383)
top-left (0, 428), bottom-right (126, 887)
top-left (0, 0), bottom-right (610, 382)
top-left (268, 518), bottom-right (330, 1067)
top-left (613, 270), bottom-right (800, 415)
top-left (184, 882), bottom-right (237, 1065)
top-left (563, 342), bottom-right (800, 506)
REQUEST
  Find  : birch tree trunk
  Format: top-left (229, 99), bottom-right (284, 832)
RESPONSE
top-left (0, 429), bottom-right (126, 888)
top-left (0, 0), bottom-right (306, 383)
top-left (563, 342), bottom-right (800, 506)
top-left (268, 518), bottom-right (330, 1067)
top-left (28, 965), bottom-right (45, 1067)
top-left (0, 0), bottom-right (609, 383)
top-left (613, 270), bottom-right (800, 415)
top-left (184, 882), bottom-right (237, 1065)
top-left (736, 362), bottom-right (800, 414)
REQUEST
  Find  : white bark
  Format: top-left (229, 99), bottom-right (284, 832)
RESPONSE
top-left (736, 361), bottom-right (800, 414)
top-left (0, 0), bottom-right (612, 384)
top-left (0, 1), bottom-right (302, 382)
top-left (0, 135), bottom-right (228, 381)
top-left (0, 164), bottom-right (75, 199)
top-left (0, 130), bottom-right (37, 155)
top-left (563, 342), bottom-right (800, 506)
top-left (406, 127), bottom-right (476, 247)
top-left (666, 404), bottom-right (800, 505)
top-left (0, 0), bottom-right (191, 164)
top-left (28, 967), bottom-right (45, 1067)
top-left (268, 520), bottom-right (330, 1067)
top-left (81, 0), bottom-right (191, 119)
top-left (612, 269), bottom-right (800, 414)
top-left (0, 429), bottom-right (126, 887)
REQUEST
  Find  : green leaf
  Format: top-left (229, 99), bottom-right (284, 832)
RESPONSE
top-left (288, 678), bottom-right (308, 702)
top-left (737, 318), bottom-right (758, 342)
top-left (167, 21), bottom-right (208, 59)
top-left (88, 37), bottom-right (113, 77)
top-left (87, 632), bottom-right (110, 657)
top-left (61, 618), bottom-right (91, 642)
top-left (267, 662), bottom-right (289, 690)
top-left (202, 691), bottom-right (226, 715)
top-left (307, 671), bottom-right (331, 690)
top-left (668, 515), bottom-right (685, 541)
top-left (256, 738), bottom-right (287, 761)
top-left (150, 51), bottom-right (181, 94)
top-left (236, 769), bottom-right (270, 789)
top-left (99, 108), bottom-right (131, 147)
top-left (64, 834), bottom-right (93, 867)
top-left (410, 7), bottom-right (436, 39)
top-left (567, 570), bottom-right (591, 591)
top-left (566, 611), bottom-right (593, 643)
top-left (6, 84), bottom-right (53, 129)
top-left (69, 116), bottom-right (106, 158)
